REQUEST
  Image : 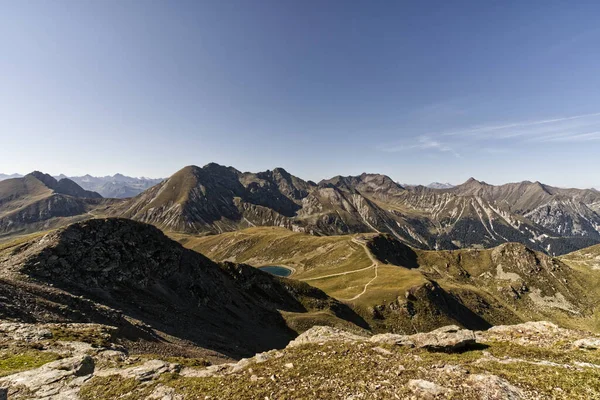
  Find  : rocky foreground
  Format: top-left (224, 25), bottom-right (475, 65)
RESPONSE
top-left (2, 321), bottom-right (600, 399)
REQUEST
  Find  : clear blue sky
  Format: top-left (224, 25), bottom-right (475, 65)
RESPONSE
top-left (2, 1), bottom-right (600, 187)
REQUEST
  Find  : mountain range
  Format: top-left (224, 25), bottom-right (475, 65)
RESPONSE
top-left (3, 164), bottom-right (600, 255)
top-left (3, 166), bottom-right (600, 398)
top-left (0, 173), bottom-right (163, 198)
top-left (111, 164), bottom-right (600, 255)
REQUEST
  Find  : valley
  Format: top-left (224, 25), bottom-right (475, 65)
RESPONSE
top-left (3, 165), bottom-right (600, 398)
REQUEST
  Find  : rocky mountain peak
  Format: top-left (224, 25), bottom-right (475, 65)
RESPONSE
top-left (28, 171), bottom-right (59, 189)
top-left (26, 172), bottom-right (102, 199)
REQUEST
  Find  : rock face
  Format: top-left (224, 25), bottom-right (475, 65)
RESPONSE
top-left (292, 324), bottom-right (477, 352)
top-left (0, 355), bottom-right (94, 397)
top-left (0, 218), bottom-right (367, 358)
top-left (107, 163), bottom-right (600, 255)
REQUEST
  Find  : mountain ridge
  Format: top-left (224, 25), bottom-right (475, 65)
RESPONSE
top-left (104, 163), bottom-right (600, 255)
top-left (3, 164), bottom-right (600, 255)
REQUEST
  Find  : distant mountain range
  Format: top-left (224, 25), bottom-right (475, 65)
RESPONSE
top-left (3, 164), bottom-right (600, 255)
top-left (0, 173), bottom-right (163, 198)
top-left (427, 182), bottom-right (454, 189)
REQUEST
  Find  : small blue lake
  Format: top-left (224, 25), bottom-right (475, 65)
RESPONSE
top-left (258, 266), bottom-right (292, 277)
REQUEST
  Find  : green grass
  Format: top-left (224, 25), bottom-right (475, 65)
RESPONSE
top-left (0, 349), bottom-right (62, 377)
top-left (171, 227), bottom-right (372, 278)
top-left (80, 375), bottom-right (155, 400)
top-left (50, 326), bottom-right (114, 348)
top-left (134, 354), bottom-right (211, 368)
top-left (76, 333), bottom-right (600, 399)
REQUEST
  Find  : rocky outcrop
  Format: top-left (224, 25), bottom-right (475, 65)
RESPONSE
top-left (286, 326), bottom-right (367, 347)
top-left (0, 219), bottom-right (366, 358)
top-left (289, 324), bottom-right (477, 352)
top-left (2, 320), bottom-right (598, 399)
top-left (371, 325), bottom-right (476, 351)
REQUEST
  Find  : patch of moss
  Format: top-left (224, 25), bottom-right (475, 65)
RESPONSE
top-left (0, 349), bottom-right (62, 377)
top-left (79, 375), bottom-right (156, 400)
top-left (50, 326), bottom-right (113, 348)
top-left (135, 354), bottom-right (211, 368)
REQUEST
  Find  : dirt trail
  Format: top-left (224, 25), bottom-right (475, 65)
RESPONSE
top-left (299, 237), bottom-right (379, 301)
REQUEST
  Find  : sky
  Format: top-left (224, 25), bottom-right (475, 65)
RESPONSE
top-left (2, 1), bottom-right (600, 188)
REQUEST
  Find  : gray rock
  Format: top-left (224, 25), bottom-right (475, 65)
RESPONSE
top-left (148, 384), bottom-right (184, 400)
top-left (0, 355), bottom-right (94, 398)
top-left (407, 379), bottom-right (451, 398)
top-left (370, 333), bottom-right (415, 347)
top-left (119, 360), bottom-right (180, 381)
top-left (573, 338), bottom-right (600, 350)
top-left (371, 346), bottom-right (393, 356)
top-left (467, 374), bottom-right (524, 400)
top-left (407, 325), bottom-right (475, 352)
top-left (286, 326), bottom-right (367, 347)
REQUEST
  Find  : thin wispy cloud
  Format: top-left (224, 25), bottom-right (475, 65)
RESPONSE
top-left (441, 112), bottom-right (600, 138)
top-left (534, 131), bottom-right (600, 143)
top-left (379, 111), bottom-right (600, 157)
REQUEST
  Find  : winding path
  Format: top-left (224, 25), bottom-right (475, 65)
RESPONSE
top-left (299, 237), bottom-right (380, 301)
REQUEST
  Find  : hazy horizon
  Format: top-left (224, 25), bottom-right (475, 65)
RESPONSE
top-left (2, 2), bottom-right (600, 188)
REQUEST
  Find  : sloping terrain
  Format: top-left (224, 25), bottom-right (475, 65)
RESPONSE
top-left (112, 164), bottom-right (314, 234)
top-left (561, 242), bottom-right (600, 273)
top-left (179, 228), bottom-right (600, 335)
top-left (108, 163), bottom-right (600, 255)
top-left (0, 218), bottom-right (366, 359)
top-left (0, 172), bottom-right (110, 238)
top-left (3, 321), bottom-right (600, 399)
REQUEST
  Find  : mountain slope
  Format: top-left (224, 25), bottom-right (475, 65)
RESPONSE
top-left (177, 228), bottom-right (600, 334)
top-left (112, 164), bottom-right (315, 234)
top-left (0, 218), bottom-right (366, 358)
top-left (0, 173), bottom-right (109, 237)
top-left (106, 163), bottom-right (600, 255)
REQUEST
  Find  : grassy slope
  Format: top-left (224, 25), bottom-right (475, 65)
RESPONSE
top-left (171, 228), bottom-right (426, 305)
top-left (561, 243), bottom-right (600, 271)
top-left (81, 334), bottom-right (600, 400)
top-left (174, 227), bottom-right (600, 334)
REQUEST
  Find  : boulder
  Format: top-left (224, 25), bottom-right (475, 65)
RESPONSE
top-left (0, 355), bottom-right (94, 398)
top-left (573, 338), bottom-right (600, 350)
top-left (370, 333), bottom-right (415, 347)
top-left (467, 374), bottom-right (524, 400)
top-left (407, 379), bottom-right (451, 398)
top-left (117, 360), bottom-right (180, 382)
top-left (286, 326), bottom-right (366, 347)
top-left (409, 325), bottom-right (476, 351)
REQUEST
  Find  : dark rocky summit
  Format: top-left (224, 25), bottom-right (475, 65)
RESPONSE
top-left (0, 218), bottom-right (365, 358)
